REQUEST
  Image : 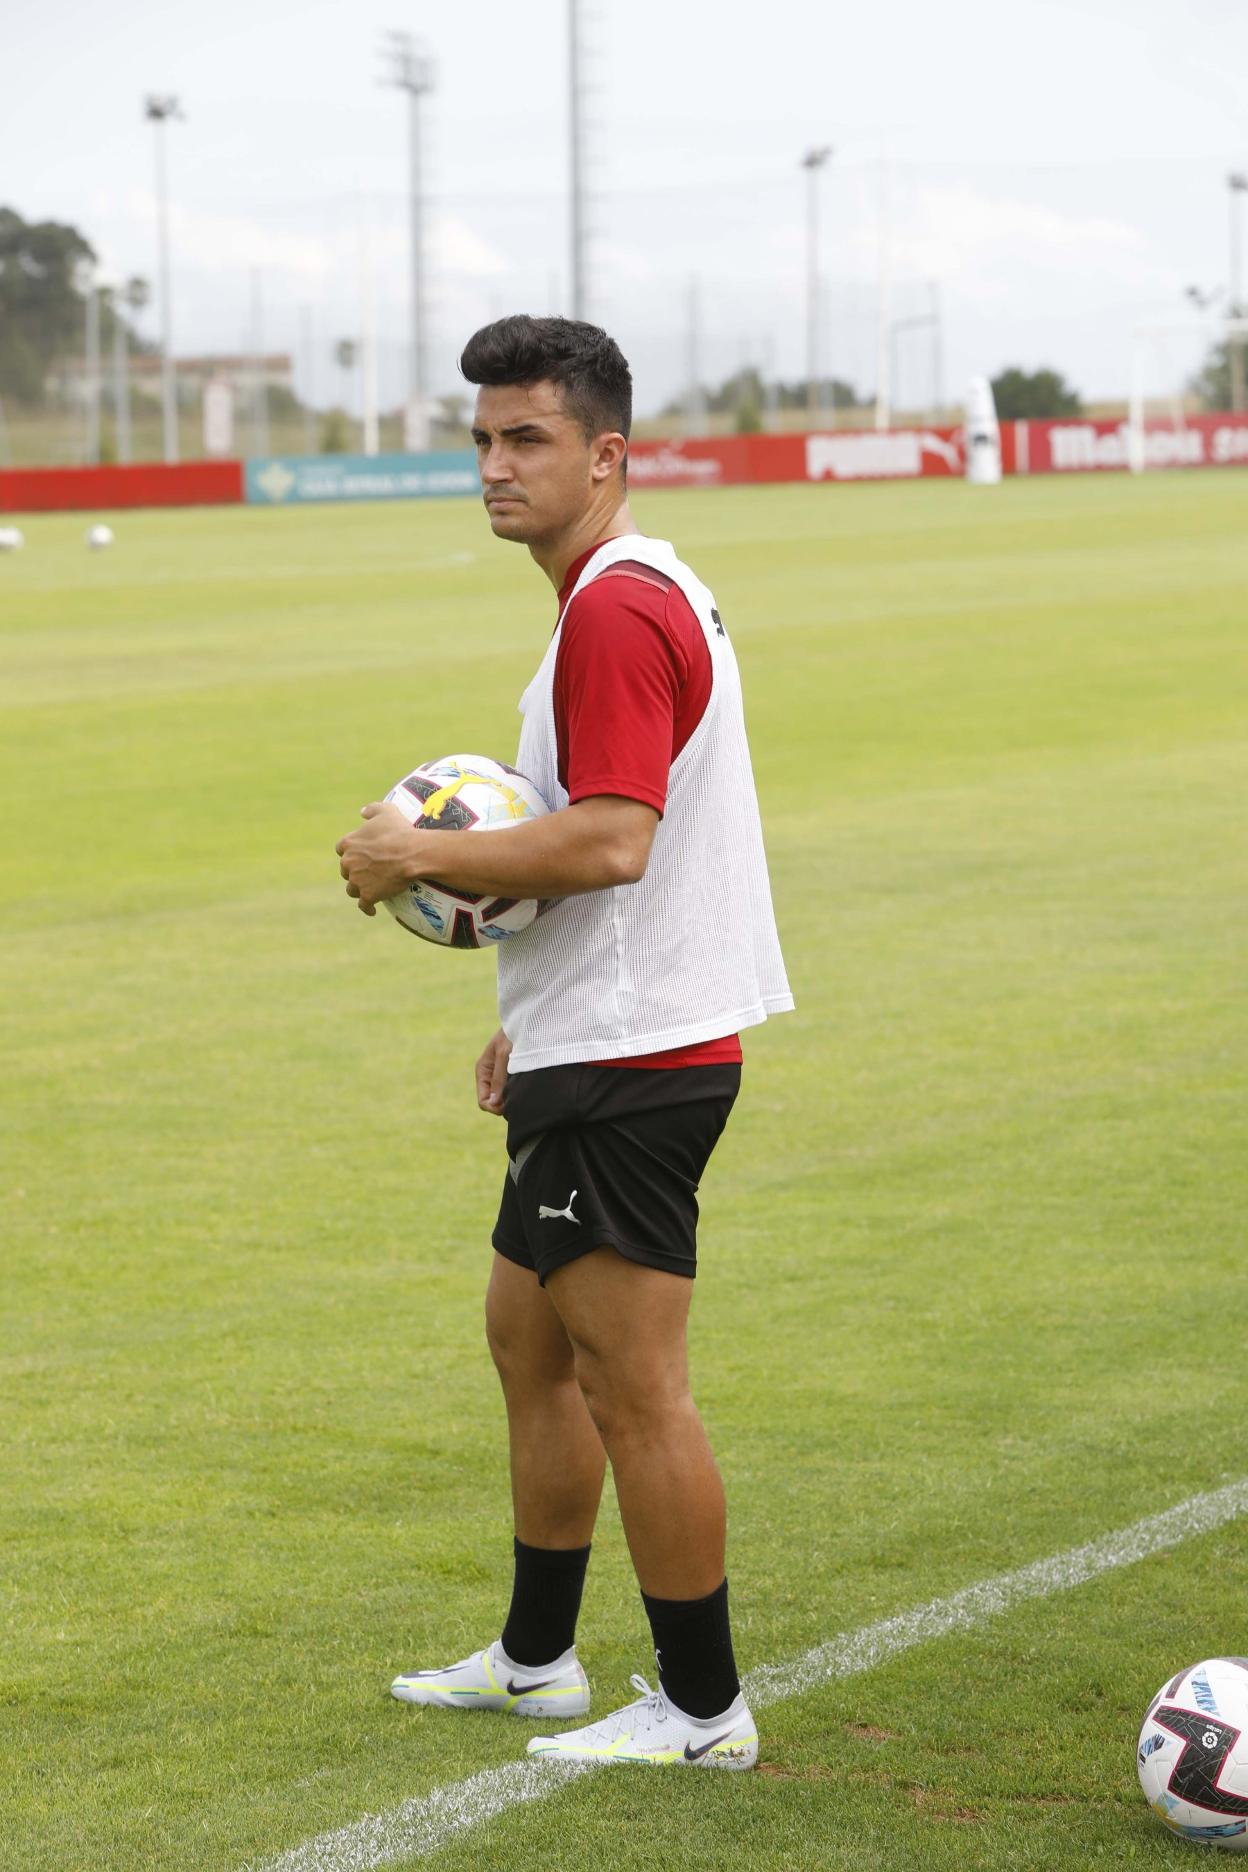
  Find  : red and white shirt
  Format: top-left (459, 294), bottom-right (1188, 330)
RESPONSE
top-left (552, 543), bottom-right (741, 1070)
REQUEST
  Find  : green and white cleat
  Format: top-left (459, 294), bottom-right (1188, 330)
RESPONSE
top-left (527, 1674), bottom-right (757, 1768)
top-left (390, 1641), bottom-right (590, 1718)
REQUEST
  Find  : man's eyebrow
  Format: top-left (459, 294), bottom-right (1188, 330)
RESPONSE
top-left (472, 420), bottom-right (555, 439)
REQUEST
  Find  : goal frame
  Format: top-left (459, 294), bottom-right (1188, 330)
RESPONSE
top-left (1128, 317), bottom-right (1248, 471)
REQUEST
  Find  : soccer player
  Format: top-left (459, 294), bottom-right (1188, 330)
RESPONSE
top-left (336, 316), bottom-right (792, 1769)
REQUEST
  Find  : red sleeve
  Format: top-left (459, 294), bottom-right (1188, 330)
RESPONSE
top-left (554, 571), bottom-right (692, 815)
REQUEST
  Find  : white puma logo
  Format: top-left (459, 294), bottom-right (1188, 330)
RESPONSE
top-left (538, 1189), bottom-right (580, 1225)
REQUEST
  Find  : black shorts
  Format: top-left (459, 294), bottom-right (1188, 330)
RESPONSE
top-left (492, 1063), bottom-right (741, 1285)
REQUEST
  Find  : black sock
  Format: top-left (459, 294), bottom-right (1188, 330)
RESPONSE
top-left (500, 1537), bottom-right (592, 1668)
top-left (641, 1577), bottom-right (739, 1719)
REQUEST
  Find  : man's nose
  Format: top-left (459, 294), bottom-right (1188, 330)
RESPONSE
top-left (480, 444), bottom-right (512, 483)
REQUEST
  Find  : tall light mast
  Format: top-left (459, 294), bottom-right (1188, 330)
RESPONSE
top-left (383, 32), bottom-right (435, 449)
top-left (801, 147), bottom-right (833, 419)
top-left (144, 94), bottom-right (183, 464)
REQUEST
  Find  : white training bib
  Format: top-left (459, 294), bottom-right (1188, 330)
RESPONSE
top-left (497, 534), bottom-right (793, 1071)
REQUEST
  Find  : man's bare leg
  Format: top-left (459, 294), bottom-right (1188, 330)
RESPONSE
top-left (543, 1248), bottom-right (723, 1597)
top-left (528, 1245), bottom-right (748, 1745)
top-left (485, 1251), bottom-right (606, 1548)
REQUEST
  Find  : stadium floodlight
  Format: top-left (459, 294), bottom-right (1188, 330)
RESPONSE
top-left (144, 94), bottom-right (184, 464)
top-left (800, 148), bottom-right (833, 419)
top-left (1229, 172), bottom-right (1248, 411)
top-left (382, 31), bottom-right (435, 451)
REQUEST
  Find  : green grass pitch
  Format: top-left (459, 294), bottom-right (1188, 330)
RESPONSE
top-left (3, 472), bottom-right (1247, 1871)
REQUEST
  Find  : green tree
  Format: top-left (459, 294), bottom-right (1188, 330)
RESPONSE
top-left (989, 366), bottom-right (1082, 420)
top-left (660, 368), bottom-right (863, 424)
top-left (1189, 339), bottom-right (1247, 412)
top-left (0, 206), bottom-right (97, 403)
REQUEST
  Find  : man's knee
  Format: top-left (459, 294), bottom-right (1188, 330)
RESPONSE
top-left (485, 1285), bottom-right (574, 1391)
top-left (570, 1336), bottom-right (689, 1447)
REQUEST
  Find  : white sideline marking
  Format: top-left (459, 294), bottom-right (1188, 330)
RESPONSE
top-left (247, 1478), bottom-right (1248, 1872)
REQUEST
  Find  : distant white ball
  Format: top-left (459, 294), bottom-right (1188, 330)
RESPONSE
top-left (86, 524), bottom-right (115, 550)
top-left (0, 525), bottom-right (24, 552)
top-left (1138, 1658), bottom-right (1248, 1851)
top-left (382, 754), bottom-right (554, 949)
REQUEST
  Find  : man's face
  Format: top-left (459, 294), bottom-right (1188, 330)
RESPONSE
top-left (471, 380), bottom-right (611, 545)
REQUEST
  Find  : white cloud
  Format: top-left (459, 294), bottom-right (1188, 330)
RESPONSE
top-left (899, 183), bottom-right (1150, 284)
top-left (125, 189), bottom-right (332, 280)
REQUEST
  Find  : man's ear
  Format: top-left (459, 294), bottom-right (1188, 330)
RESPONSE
top-left (591, 431), bottom-right (628, 483)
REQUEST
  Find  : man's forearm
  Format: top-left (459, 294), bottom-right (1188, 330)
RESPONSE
top-left (406, 805), bottom-right (645, 899)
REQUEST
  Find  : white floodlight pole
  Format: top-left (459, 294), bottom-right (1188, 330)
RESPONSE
top-left (112, 301), bottom-right (130, 464)
top-left (801, 147), bottom-right (832, 420)
top-left (874, 156), bottom-right (893, 432)
top-left (685, 276), bottom-right (706, 436)
top-left (383, 32), bottom-right (435, 450)
top-left (1230, 172), bottom-right (1247, 414)
top-left (145, 95), bottom-right (183, 463)
top-left (930, 279), bottom-right (943, 419)
top-left (358, 203), bottom-right (380, 457)
top-left (569, 0), bottom-right (585, 319)
top-left (250, 268), bottom-right (270, 458)
top-left (299, 304), bottom-right (315, 455)
top-left (84, 268), bottom-right (101, 464)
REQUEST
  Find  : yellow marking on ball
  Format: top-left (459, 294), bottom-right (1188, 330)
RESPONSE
top-left (421, 773), bottom-right (529, 824)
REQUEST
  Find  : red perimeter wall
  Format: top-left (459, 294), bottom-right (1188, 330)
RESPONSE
top-left (0, 460), bottom-right (243, 513)
top-left (3, 417), bottom-right (1246, 512)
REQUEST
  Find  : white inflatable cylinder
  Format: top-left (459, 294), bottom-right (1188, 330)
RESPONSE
top-left (965, 375), bottom-right (1002, 485)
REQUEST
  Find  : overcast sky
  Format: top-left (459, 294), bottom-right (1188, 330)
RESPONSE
top-left (4, 0), bottom-right (1247, 417)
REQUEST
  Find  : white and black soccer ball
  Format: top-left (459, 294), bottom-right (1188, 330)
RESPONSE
top-left (0, 525), bottom-right (24, 552)
top-left (86, 524), bottom-right (114, 550)
top-left (1138, 1659), bottom-right (1248, 1851)
top-left (382, 753), bottom-right (554, 949)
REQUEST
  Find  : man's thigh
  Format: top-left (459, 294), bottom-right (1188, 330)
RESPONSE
top-left (545, 1247), bottom-right (693, 1388)
top-left (485, 1250), bottom-right (575, 1379)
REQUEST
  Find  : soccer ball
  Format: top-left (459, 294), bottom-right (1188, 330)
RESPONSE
top-left (86, 524), bottom-right (114, 550)
top-left (0, 526), bottom-right (24, 552)
top-left (382, 753), bottom-right (553, 949)
top-left (1138, 1659), bottom-right (1248, 1851)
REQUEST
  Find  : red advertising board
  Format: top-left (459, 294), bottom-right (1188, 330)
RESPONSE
top-left (0, 459), bottom-right (244, 514)
top-left (1016, 414), bottom-right (1248, 475)
top-left (627, 428), bottom-right (970, 489)
top-left (2, 417), bottom-right (1243, 515)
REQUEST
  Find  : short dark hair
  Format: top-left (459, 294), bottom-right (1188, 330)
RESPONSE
top-left (460, 315), bottom-right (632, 446)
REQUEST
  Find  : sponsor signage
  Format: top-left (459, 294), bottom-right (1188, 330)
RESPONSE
top-left (7, 415), bottom-right (1246, 517)
top-left (628, 429), bottom-right (966, 489)
top-left (245, 449), bottom-right (480, 506)
top-left (805, 428), bottom-right (962, 482)
top-left (1022, 415), bottom-right (1248, 475)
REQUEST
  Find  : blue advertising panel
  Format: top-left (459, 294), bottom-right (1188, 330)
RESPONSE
top-left (245, 449), bottom-right (479, 506)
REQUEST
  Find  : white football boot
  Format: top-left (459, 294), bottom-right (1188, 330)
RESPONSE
top-left (527, 1674), bottom-right (757, 1768)
top-left (390, 1640), bottom-right (590, 1718)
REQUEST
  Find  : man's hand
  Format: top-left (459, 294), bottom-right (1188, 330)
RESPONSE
top-left (335, 802), bottom-right (422, 915)
top-left (476, 1028), bottom-right (512, 1116)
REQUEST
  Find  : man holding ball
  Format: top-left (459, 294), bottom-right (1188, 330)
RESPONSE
top-left (336, 316), bottom-right (792, 1769)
